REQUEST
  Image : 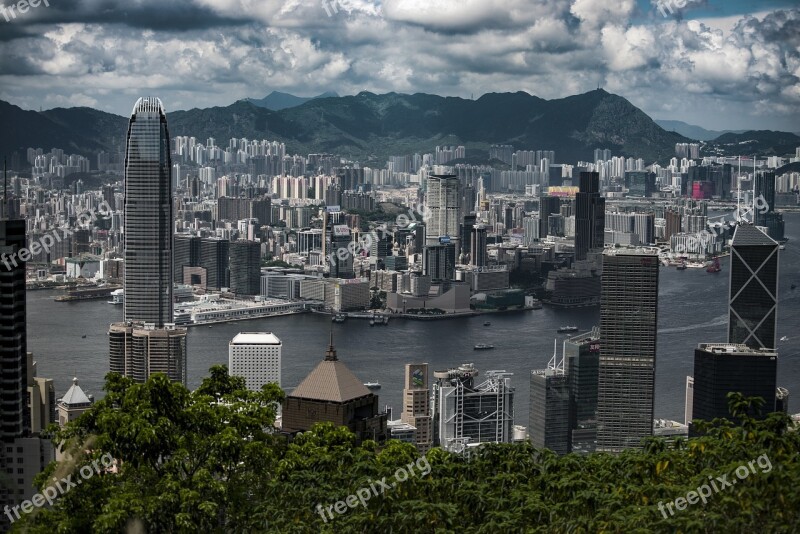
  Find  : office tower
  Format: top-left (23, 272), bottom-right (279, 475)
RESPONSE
top-left (565, 328), bottom-right (601, 453)
top-left (228, 332), bottom-right (282, 391)
top-left (109, 323), bottom-right (187, 384)
top-left (123, 97), bottom-right (174, 326)
top-left (753, 171), bottom-right (785, 241)
top-left (691, 343), bottom-right (777, 432)
top-left (173, 234), bottom-right (200, 284)
top-left (538, 195), bottom-right (561, 238)
top-left (425, 174), bottom-right (460, 247)
top-left (684, 376), bottom-right (694, 426)
top-left (470, 225), bottom-right (487, 267)
top-left (422, 239), bottom-right (456, 284)
top-left (400, 363), bottom-right (433, 453)
top-left (432, 364), bottom-right (514, 452)
top-left (728, 224), bottom-right (779, 349)
top-left (323, 208), bottom-right (354, 279)
top-left (460, 213), bottom-right (476, 258)
top-left (229, 240), bottom-right (261, 295)
top-left (200, 238), bottom-right (230, 290)
top-left (529, 342), bottom-right (570, 455)
top-left (0, 217), bottom-right (28, 439)
top-left (575, 172), bottom-right (605, 261)
top-left (282, 336), bottom-right (388, 443)
top-left (633, 213), bottom-right (656, 245)
top-left (596, 248), bottom-right (659, 452)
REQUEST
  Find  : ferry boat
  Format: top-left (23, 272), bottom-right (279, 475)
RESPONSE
top-left (369, 315), bottom-right (389, 326)
top-left (484, 321), bottom-right (491, 326)
top-left (364, 381), bottom-right (381, 391)
top-left (332, 313), bottom-right (347, 323)
top-left (108, 288), bottom-right (124, 305)
top-left (557, 326), bottom-right (579, 333)
top-left (474, 344), bottom-right (495, 350)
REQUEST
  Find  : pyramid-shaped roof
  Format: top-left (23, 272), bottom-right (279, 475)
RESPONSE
top-left (732, 224), bottom-right (778, 247)
top-left (60, 378), bottom-right (92, 406)
top-left (289, 335), bottom-right (371, 403)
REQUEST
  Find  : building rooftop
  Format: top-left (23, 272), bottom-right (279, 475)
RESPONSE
top-left (731, 224), bottom-right (778, 247)
top-left (602, 246), bottom-right (660, 256)
top-left (697, 343), bottom-right (777, 356)
top-left (289, 336), bottom-right (371, 403)
top-left (230, 332), bottom-right (282, 345)
top-left (59, 378), bottom-right (92, 406)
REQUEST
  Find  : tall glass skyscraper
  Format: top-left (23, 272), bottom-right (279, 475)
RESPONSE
top-left (728, 224), bottom-right (779, 349)
top-left (596, 248), bottom-right (659, 452)
top-left (123, 97), bottom-right (173, 326)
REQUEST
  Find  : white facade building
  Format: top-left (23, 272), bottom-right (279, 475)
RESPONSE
top-left (228, 332), bottom-right (282, 391)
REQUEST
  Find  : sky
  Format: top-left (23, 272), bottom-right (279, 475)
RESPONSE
top-left (0, 0), bottom-right (797, 131)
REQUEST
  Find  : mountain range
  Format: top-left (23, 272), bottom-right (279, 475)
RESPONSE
top-left (245, 91), bottom-right (340, 111)
top-left (1, 90), bottom-right (796, 167)
top-left (654, 120), bottom-right (747, 141)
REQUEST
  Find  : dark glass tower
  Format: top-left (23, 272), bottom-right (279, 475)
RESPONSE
top-left (565, 327), bottom-right (601, 454)
top-left (728, 224), bottom-right (779, 349)
top-left (123, 97), bottom-right (173, 326)
top-left (753, 171), bottom-right (785, 241)
top-left (229, 240), bottom-right (261, 295)
top-left (0, 217), bottom-right (28, 439)
top-left (596, 249), bottom-right (659, 452)
top-left (691, 343), bottom-right (777, 432)
top-left (575, 172), bottom-right (605, 261)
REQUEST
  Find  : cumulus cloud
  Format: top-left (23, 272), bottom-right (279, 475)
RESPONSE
top-left (0, 0), bottom-right (796, 131)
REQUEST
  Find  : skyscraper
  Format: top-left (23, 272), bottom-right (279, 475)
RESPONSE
top-left (529, 342), bottom-right (571, 455)
top-left (574, 172), bottom-right (605, 261)
top-left (425, 174), bottom-right (460, 247)
top-left (728, 224), bottom-right (779, 350)
top-left (469, 225), bottom-right (487, 267)
top-left (753, 171), bottom-right (785, 241)
top-left (565, 327), bottom-right (601, 454)
top-left (229, 240), bottom-right (261, 295)
top-left (400, 363), bottom-right (433, 453)
top-left (596, 248), bottom-right (659, 452)
top-left (690, 343), bottom-right (777, 433)
top-left (111, 97), bottom-right (187, 385)
top-left (0, 217), bottom-right (28, 439)
top-left (123, 97), bottom-right (174, 326)
top-left (229, 332), bottom-right (282, 391)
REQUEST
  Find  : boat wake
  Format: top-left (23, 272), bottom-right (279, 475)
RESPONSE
top-left (658, 314), bottom-right (727, 334)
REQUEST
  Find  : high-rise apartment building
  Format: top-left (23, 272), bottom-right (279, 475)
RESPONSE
top-left (728, 224), bottom-right (779, 350)
top-left (400, 363), bottom-right (433, 453)
top-left (425, 174), bottom-right (461, 247)
top-left (123, 97), bottom-right (174, 326)
top-left (109, 323), bottom-right (187, 384)
top-left (596, 248), bottom-right (659, 452)
top-left (228, 332), bottom-right (282, 391)
top-left (469, 225), bottom-right (487, 267)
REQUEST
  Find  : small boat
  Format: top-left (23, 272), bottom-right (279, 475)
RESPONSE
top-left (706, 257), bottom-right (721, 273)
top-left (676, 261), bottom-right (687, 271)
top-left (483, 321), bottom-right (491, 326)
top-left (81, 335), bottom-right (87, 339)
top-left (474, 344), bottom-right (494, 350)
top-left (779, 245), bottom-right (785, 250)
top-left (791, 284), bottom-right (796, 290)
top-left (207, 325), bottom-right (213, 328)
top-left (369, 315), bottom-right (389, 326)
top-left (780, 336), bottom-right (789, 342)
top-left (332, 313), bottom-right (346, 323)
top-left (557, 326), bottom-right (579, 333)
top-left (364, 381), bottom-right (381, 390)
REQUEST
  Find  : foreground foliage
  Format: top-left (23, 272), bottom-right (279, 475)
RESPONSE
top-left (16, 368), bottom-right (800, 533)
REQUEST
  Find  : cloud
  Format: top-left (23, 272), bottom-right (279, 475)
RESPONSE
top-left (0, 0), bottom-right (796, 131)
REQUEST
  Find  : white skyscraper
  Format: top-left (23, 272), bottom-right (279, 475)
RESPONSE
top-left (228, 332), bottom-right (282, 391)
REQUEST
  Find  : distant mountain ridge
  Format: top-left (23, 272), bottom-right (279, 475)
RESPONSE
top-left (246, 91), bottom-right (340, 111)
top-left (655, 120), bottom-right (746, 141)
top-left (4, 90), bottom-right (793, 166)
